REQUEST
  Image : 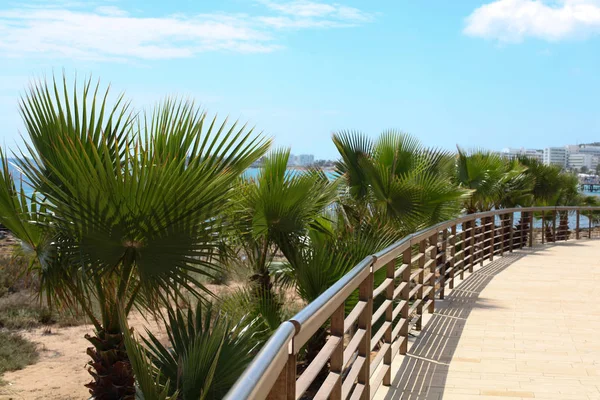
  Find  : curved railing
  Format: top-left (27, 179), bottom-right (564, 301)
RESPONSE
top-left (225, 206), bottom-right (600, 400)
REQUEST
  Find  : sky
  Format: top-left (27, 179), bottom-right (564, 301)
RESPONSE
top-left (1, 0), bottom-right (600, 159)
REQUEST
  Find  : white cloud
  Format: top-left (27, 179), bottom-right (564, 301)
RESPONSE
top-left (464, 0), bottom-right (600, 42)
top-left (94, 6), bottom-right (129, 17)
top-left (259, 0), bottom-right (372, 22)
top-left (0, 1), bottom-right (374, 61)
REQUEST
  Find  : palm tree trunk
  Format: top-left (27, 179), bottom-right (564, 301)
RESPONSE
top-left (84, 327), bottom-right (135, 400)
top-left (84, 272), bottom-right (136, 399)
top-left (250, 238), bottom-right (273, 295)
top-left (557, 211), bottom-right (569, 240)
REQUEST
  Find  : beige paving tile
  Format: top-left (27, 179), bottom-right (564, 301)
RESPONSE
top-left (374, 242), bottom-right (600, 400)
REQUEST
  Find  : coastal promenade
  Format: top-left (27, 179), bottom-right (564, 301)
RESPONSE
top-left (375, 242), bottom-right (600, 400)
top-left (226, 207), bottom-right (600, 400)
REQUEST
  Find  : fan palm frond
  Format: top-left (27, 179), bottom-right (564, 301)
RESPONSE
top-left (142, 302), bottom-right (264, 399)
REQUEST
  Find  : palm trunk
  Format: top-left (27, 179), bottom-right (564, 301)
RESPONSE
top-left (85, 328), bottom-right (135, 400)
top-left (250, 238), bottom-right (273, 295)
top-left (557, 211), bottom-right (569, 240)
top-left (85, 264), bottom-right (136, 400)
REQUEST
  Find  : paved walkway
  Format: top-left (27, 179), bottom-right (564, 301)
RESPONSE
top-left (375, 241), bottom-right (600, 400)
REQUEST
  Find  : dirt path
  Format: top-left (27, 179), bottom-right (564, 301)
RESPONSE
top-left (0, 314), bottom-right (168, 400)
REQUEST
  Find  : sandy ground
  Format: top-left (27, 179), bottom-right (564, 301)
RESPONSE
top-left (0, 313), bottom-right (169, 400)
top-left (0, 283), bottom-right (256, 400)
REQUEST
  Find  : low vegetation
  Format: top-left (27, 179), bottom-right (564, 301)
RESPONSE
top-left (0, 75), bottom-right (594, 398)
top-left (0, 331), bottom-right (39, 384)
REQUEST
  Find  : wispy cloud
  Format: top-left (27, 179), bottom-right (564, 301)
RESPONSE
top-left (0, 1), bottom-right (374, 61)
top-left (259, 0), bottom-right (373, 23)
top-left (464, 0), bottom-right (600, 42)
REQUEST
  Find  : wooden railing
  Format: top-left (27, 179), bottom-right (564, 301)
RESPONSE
top-left (225, 206), bottom-right (600, 400)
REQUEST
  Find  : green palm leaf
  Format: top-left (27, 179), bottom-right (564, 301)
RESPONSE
top-left (142, 303), bottom-right (263, 400)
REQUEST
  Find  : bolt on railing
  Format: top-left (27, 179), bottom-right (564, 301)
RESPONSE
top-left (225, 206), bottom-right (600, 400)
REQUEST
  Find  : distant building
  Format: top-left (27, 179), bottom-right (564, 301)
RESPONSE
top-left (567, 153), bottom-right (599, 171)
top-left (565, 144), bottom-right (600, 171)
top-left (543, 147), bottom-right (567, 168)
top-left (287, 154), bottom-right (298, 166)
top-left (500, 148), bottom-right (543, 163)
top-left (297, 154), bottom-right (314, 166)
top-left (574, 145), bottom-right (600, 157)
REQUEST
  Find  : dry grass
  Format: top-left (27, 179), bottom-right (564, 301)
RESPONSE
top-left (0, 332), bottom-right (39, 385)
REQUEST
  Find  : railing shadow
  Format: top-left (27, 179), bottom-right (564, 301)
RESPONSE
top-left (381, 251), bottom-right (530, 400)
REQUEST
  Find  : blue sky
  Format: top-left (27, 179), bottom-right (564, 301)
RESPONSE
top-left (1, 0), bottom-right (600, 159)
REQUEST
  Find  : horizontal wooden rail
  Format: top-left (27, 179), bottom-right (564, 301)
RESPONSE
top-left (224, 206), bottom-right (600, 400)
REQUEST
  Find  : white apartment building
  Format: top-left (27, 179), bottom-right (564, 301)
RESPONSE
top-left (500, 148), bottom-right (543, 163)
top-left (543, 147), bottom-right (567, 168)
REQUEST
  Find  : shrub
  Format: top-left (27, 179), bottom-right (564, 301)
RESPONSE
top-left (0, 331), bottom-right (39, 384)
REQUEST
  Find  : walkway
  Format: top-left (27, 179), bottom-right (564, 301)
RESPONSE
top-left (374, 241), bottom-right (600, 400)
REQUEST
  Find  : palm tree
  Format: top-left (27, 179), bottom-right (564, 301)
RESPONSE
top-left (543, 173), bottom-right (581, 240)
top-left (454, 149), bottom-right (530, 253)
top-left (454, 148), bottom-right (528, 213)
top-left (0, 77), bottom-right (270, 398)
top-left (517, 157), bottom-right (562, 205)
top-left (228, 149), bottom-right (339, 297)
top-left (333, 130), bottom-right (469, 236)
top-left (518, 157), bottom-right (580, 241)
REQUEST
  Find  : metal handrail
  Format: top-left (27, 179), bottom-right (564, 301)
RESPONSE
top-left (226, 321), bottom-right (296, 399)
top-left (225, 206), bottom-right (600, 400)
